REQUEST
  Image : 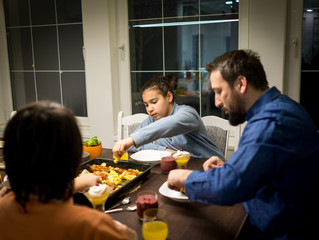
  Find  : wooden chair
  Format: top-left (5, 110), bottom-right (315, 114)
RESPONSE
top-left (117, 111), bottom-right (148, 141)
top-left (201, 115), bottom-right (242, 158)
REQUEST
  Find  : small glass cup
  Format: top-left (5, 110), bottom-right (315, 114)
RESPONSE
top-left (136, 190), bottom-right (158, 220)
top-left (173, 151), bottom-right (191, 169)
top-left (142, 208), bottom-right (168, 240)
top-left (160, 156), bottom-right (176, 174)
top-left (84, 184), bottom-right (112, 212)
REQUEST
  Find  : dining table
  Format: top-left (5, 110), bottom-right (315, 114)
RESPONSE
top-left (0, 147), bottom-right (247, 240)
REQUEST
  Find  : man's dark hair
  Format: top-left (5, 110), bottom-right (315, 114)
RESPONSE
top-left (206, 49), bottom-right (269, 90)
top-left (4, 101), bottom-right (82, 210)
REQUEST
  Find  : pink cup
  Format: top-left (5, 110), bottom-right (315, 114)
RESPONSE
top-left (161, 156), bottom-right (177, 174)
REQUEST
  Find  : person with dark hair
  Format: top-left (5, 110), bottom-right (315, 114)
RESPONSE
top-left (166, 73), bottom-right (178, 91)
top-left (113, 75), bottom-right (224, 159)
top-left (167, 50), bottom-right (319, 239)
top-left (0, 101), bottom-right (137, 240)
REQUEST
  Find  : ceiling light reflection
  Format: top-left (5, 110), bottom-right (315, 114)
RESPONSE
top-left (132, 19), bottom-right (239, 28)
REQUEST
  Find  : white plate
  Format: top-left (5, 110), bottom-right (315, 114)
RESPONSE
top-left (159, 181), bottom-right (189, 202)
top-left (130, 150), bottom-right (171, 162)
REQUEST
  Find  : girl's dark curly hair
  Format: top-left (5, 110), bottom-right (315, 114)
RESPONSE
top-left (140, 75), bottom-right (175, 101)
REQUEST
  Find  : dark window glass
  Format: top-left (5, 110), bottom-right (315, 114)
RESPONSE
top-left (164, 0), bottom-right (198, 17)
top-left (164, 22), bottom-right (199, 70)
top-left (30, 0), bottom-right (56, 25)
top-left (56, 0), bottom-right (82, 23)
top-left (201, 21), bottom-right (238, 68)
top-left (4, 0), bottom-right (87, 116)
top-left (32, 26), bottom-right (59, 70)
top-left (200, 0), bottom-right (239, 15)
top-left (301, 0), bottom-right (319, 129)
top-left (128, 0), bottom-right (162, 19)
top-left (129, 26), bottom-right (163, 71)
top-left (11, 72), bottom-right (36, 109)
top-left (128, 0), bottom-right (238, 116)
top-left (61, 72), bottom-right (87, 116)
top-left (7, 28), bottom-right (33, 70)
top-left (36, 72), bottom-right (61, 103)
top-left (4, 0), bottom-right (30, 27)
top-left (59, 24), bottom-right (84, 70)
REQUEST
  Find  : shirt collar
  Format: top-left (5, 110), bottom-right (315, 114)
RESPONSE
top-left (245, 86), bottom-right (281, 121)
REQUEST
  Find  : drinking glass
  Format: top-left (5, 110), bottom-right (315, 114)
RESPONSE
top-left (136, 190), bottom-right (158, 220)
top-left (84, 184), bottom-right (112, 212)
top-left (173, 152), bottom-right (191, 169)
top-left (142, 208), bottom-right (168, 240)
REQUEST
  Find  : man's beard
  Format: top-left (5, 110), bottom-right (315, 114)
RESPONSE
top-left (225, 91), bottom-right (246, 126)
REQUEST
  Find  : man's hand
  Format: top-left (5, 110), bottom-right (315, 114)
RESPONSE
top-left (167, 169), bottom-right (193, 191)
top-left (203, 156), bottom-right (224, 171)
top-left (112, 137), bottom-right (134, 159)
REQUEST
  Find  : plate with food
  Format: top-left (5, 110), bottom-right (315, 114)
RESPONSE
top-left (159, 181), bottom-right (189, 202)
top-left (131, 150), bottom-right (171, 162)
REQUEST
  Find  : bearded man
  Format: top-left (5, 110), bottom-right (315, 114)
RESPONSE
top-left (167, 50), bottom-right (319, 240)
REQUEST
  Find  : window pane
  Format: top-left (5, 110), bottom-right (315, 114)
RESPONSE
top-left (30, 0), bottom-right (56, 25)
top-left (129, 26), bottom-right (163, 70)
top-left (200, 0), bottom-right (239, 15)
top-left (4, 0), bottom-right (30, 27)
top-left (128, 0), bottom-right (162, 19)
top-left (11, 72), bottom-right (36, 109)
top-left (164, 20), bottom-right (199, 70)
top-left (7, 28), bottom-right (33, 70)
top-left (128, 0), bottom-right (238, 116)
top-left (32, 26), bottom-right (59, 70)
top-left (201, 21), bottom-right (238, 68)
top-left (164, 0), bottom-right (198, 17)
top-left (61, 72), bottom-right (87, 116)
top-left (59, 24), bottom-right (84, 70)
top-left (36, 72), bottom-right (61, 103)
top-left (56, 0), bottom-right (82, 23)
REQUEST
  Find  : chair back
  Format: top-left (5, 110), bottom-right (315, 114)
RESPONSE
top-left (201, 115), bottom-right (242, 158)
top-left (204, 125), bottom-right (229, 157)
top-left (117, 111), bottom-right (148, 141)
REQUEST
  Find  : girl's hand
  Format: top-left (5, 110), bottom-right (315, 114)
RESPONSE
top-left (74, 169), bottom-right (101, 193)
top-left (203, 156), bottom-right (224, 171)
top-left (112, 137), bottom-right (134, 159)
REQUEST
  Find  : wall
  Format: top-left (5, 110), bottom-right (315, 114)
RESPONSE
top-left (81, 0), bottom-right (116, 147)
top-left (239, 0), bottom-right (288, 91)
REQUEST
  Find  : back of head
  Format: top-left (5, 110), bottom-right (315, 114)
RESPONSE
top-left (206, 49), bottom-right (269, 90)
top-left (140, 75), bottom-right (175, 101)
top-left (4, 101), bottom-right (82, 208)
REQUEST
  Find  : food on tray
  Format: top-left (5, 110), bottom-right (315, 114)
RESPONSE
top-left (87, 162), bottom-right (142, 192)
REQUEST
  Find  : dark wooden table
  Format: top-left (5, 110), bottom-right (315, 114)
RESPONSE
top-left (0, 148), bottom-right (247, 240)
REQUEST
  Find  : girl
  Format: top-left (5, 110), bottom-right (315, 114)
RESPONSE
top-left (113, 76), bottom-right (224, 160)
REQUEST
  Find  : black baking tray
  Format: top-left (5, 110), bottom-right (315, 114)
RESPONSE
top-left (73, 157), bottom-right (156, 209)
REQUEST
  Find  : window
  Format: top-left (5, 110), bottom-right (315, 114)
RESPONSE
top-left (128, 0), bottom-right (238, 117)
top-left (4, 0), bottom-right (87, 116)
top-left (301, 0), bottom-right (319, 128)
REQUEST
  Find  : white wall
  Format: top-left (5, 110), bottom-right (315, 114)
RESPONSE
top-left (239, 0), bottom-right (289, 91)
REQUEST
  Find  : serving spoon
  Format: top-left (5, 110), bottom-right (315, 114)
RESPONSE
top-left (109, 196), bottom-right (131, 209)
top-left (105, 204), bottom-right (137, 213)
